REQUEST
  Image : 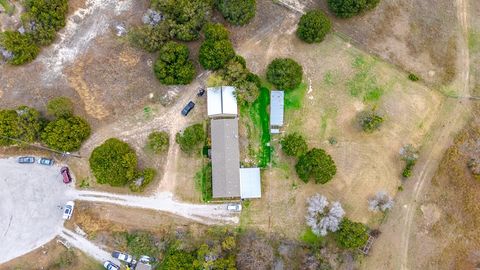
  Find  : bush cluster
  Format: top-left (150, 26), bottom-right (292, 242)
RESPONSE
top-left (47, 96), bottom-right (74, 118)
top-left (129, 168), bottom-right (156, 192)
top-left (154, 41), bottom-right (196, 85)
top-left (175, 123), bottom-right (205, 153)
top-left (199, 39), bottom-right (235, 71)
top-left (128, 23), bottom-right (170, 53)
top-left (334, 218), bottom-right (369, 249)
top-left (327, 0), bottom-right (380, 18)
top-left (296, 10), bottom-right (332, 43)
top-left (0, 106), bottom-right (42, 145)
top-left (41, 116), bottom-right (91, 152)
top-left (215, 0), bottom-right (256, 26)
top-left (266, 58), bottom-right (303, 90)
top-left (357, 110), bottom-right (383, 133)
top-left (295, 148), bottom-right (337, 184)
top-left (146, 131), bottom-right (169, 154)
top-left (0, 31), bottom-right (39, 65)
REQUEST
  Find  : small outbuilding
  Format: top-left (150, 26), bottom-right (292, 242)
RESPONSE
top-left (207, 86), bottom-right (238, 118)
top-left (270, 90), bottom-right (284, 133)
top-left (239, 168), bottom-right (261, 199)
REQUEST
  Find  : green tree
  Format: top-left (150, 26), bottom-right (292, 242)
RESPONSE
top-left (22, 0), bottom-right (68, 45)
top-left (175, 123), bottom-right (205, 153)
top-left (41, 116), bottom-right (91, 152)
top-left (0, 110), bottom-right (21, 145)
top-left (199, 39), bottom-right (235, 70)
top-left (215, 0), bottom-right (256, 26)
top-left (281, 132), bottom-right (308, 157)
top-left (146, 131), bottom-right (169, 154)
top-left (47, 97), bottom-right (74, 118)
top-left (295, 148), bottom-right (336, 184)
top-left (151, 0), bottom-right (213, 41)
top-left (335, 218), bottom-right (369, 249)
top-left (128, 23), bottom-right (171, 53)
top-left (357, 110), bottom-right (383, 133)
top-left (204, 22), bottom-right (230, 41)
top-left (220, 58), bottom-right (260, 104)
top-left (296, 10), bottom-right (332, 43)
top-left (159, 246), bottom-right (196, 270)
top-left (327, 0), bottom-right (379, 18)
top-left (0, 31), bottom-right (39, 65)
top-left (154, 41), bottom-right (196, 85)
top-left (129, 168), bottom-right (156, 192)
top-left (89, 138), bottom-right (138, 186)
top-left (266, 58), bottom-right (303, 90)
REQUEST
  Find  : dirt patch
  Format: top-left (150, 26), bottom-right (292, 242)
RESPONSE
top-left (0, 239), bottom-right (102, 270)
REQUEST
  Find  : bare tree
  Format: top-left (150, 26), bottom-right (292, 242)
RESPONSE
top-left (306, 194), bottom-right (345, 236)
top-left (368, 191), bottom-right (394, 212)
top-left (142, 9), bottom-right (164, 25)
top-left (400, 144), bottom-right (419, 162)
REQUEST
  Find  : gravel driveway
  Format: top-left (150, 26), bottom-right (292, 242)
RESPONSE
top-left (0, 157), bottom-right (75, 264)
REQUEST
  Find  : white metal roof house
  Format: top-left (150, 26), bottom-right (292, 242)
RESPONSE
top-left (239, 168), bottom-right (261, 199)
top-left (207, 86), bottom-right (238, 118)
top-left (270, 90), bottom-right (284, 134)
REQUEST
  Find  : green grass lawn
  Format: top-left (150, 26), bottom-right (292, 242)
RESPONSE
top-left (194, 162), bottom-right (212, 202)
top-left (285, 83), bottom-right (307, 110)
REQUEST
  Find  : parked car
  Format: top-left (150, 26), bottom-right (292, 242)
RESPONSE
top-left (112, 251), bottom-right (134, 263)
top-left (181, 101), bottom-right (195, 116)
top-left (103, 261), bottom-right (120, 270)
top-left (227, 203), bottom-right (242, 212)
top-left (62, 201), bottom-right (75, 220)
top-left (60, 167), bottom-right (72, 184)
top-left (139, 255), bottom-right (155, 264)
top-left (38, 157), bottom-right (54, 166)
top-left (197, 88), bottom-right (206, 97)
top-left (18, 156), bottom-right (35, 164)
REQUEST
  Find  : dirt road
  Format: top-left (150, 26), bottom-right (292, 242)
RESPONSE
top-left (71, 189), bottom-right (239, 225)
top-left (363, 0), bottom-right (472, 269)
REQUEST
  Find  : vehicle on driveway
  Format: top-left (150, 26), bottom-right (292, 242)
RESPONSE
top-left (18, 156), bottom-right (35, 164)
top-left (112, 251), bottom-right (134, 263)
top-left (181, 101), bottom-right (195, 116)
top-left (227, 203), bottom-right (242, 212)
top-left (197, 88), bottom-right (206, 97)
top-left (60, 167), bottom-right (72, 184)
top-left (103, 261), bottom-right (120, 270)
top-left (63, 201), bottom-right (75, 220)
top-left (38, 157), bottom-right (54, 166)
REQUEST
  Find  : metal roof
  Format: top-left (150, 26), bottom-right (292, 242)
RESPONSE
top-left (211, 118), bottom-right (241, 198)
top-left (207, 86), bottom-right (238, 117)
top-left (240, 168), bottom-right (261, 199)
top-left (270, 90), bottom-right (284, 126)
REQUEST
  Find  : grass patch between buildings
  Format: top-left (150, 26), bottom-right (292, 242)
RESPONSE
top-left (194, 162), bottom-right (213, 202)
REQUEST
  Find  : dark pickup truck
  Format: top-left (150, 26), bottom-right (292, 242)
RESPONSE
top-left (181, 101), bottom-right (195, 116)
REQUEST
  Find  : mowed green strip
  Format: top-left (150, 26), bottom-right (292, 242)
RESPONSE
top-left (249, 87), bottom-right (271, 167)
top-left (285, 83), bottom-right (307, 110)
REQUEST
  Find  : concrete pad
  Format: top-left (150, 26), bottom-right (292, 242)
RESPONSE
top-left (0, 157), bottom-right (75, 264)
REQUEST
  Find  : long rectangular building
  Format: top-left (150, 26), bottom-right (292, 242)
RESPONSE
top-left (211, 118), bottom-right (241, 198)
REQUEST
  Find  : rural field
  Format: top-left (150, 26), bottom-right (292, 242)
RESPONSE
top-left (0, 0), bottom-right (479, 268)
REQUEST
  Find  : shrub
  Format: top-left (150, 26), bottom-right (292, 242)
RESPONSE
top-left (295, 148), bottom-right (336, 184)
top-left (129, 168), bottom-right (156, 192)
top-left (41, 116), bottom-right (90, 152)
top-left (335, 219), bottom-right (369, 249)
top-left (357, 110), bottom-right (383, 132)
top-left (89, 138), bottom-right (138, 186)
top-left (151, 0), bottom-right (213, 41)
top-left (215, 0), bottom-right (256, 26)
top-left (154, 41), bottom-right (196, 85)
top-left (22, 0), bottom-right (68, 45)
top-left (47, 97), bottom-right (74, 118)
top-left (175, 123), bottom-right (205, 153)
top-left (128, 24), bottom-right (171, 53)
top-left (146, 131), bottom-right (169, 154)
top-left (125, 231), bottom-right (159, 257)
top-left (327, 0), bottom-right (368, 18)
top-left (408, 73), bottom-right (420, 81)
top-left (199, 39), bottom-right (235, 70)
top-left (266, 58), bottom-right (303, 90)
top-left (281, 132), bottom-right (308, 157)
top-left (0, 31), bottom-right (39, 65)
top-left (368, 191), bottom-right (394, 212)
top-left (203, 22), bottom-right (230, 41)
top-left (195, 163), bottom-right (212, 202)
top-left (0, 106), bottom-right (42, 145)
top-left (296, 10), bottom-right (332, 43)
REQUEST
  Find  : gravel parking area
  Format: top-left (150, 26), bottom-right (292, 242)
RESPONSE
top-left (0, 157), bottom-right (75, 264)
